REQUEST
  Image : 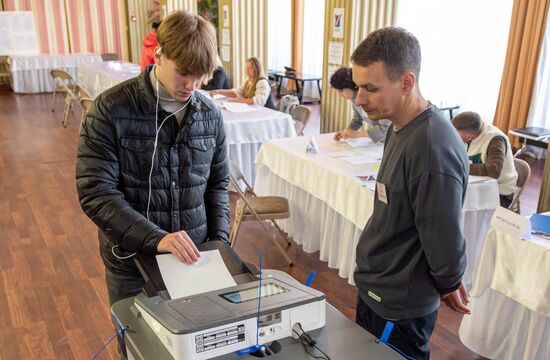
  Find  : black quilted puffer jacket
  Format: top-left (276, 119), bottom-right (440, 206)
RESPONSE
top-left (76, 66), bottom-right (230, 275)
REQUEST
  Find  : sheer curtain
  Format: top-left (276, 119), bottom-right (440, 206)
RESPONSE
top-left (301, 0), bottom-right (325, 98)
top-left (527, 15), bottom-right (550, 128)
top-left (267, 0), bottom-right (291, 72)
top-left (396, 0), bottom-right (513, 122)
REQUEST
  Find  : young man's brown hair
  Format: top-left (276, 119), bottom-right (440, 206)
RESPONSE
top-left (156, 11), bottom-right (217, 76)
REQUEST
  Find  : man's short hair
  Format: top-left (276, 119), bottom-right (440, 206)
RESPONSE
top-left (157, 11), bottom-right (217, 76)
top-left (452, 111), bottom-right (483, 135)
top-left (351, 27), bottom-right (421, 82)
top-left (152, 21), bottom-right (161, 31)
top-left (329, 67), bottom-right (356, 90)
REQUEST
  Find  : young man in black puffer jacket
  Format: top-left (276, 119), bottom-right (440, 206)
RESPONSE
top-left (76, 12), bottom-right (229, 356)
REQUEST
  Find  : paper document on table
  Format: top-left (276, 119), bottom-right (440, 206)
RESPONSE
top-left (325, 151), bottom-right (355, 158)
top-left (468, 175), bottom-right (494, 184)
top-left (213, 94), bottom-right (227, 100)
top-left (342, 155), bottom-right (380, 165)
top-left (223, 102), bottom-right (255, 113)
top-left (156, 250), bottom-right (237, 299)
top-left (343, 137), bottom-right (371, 148)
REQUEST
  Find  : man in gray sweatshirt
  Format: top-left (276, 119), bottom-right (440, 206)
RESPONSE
top-left (352, 27), bottom-right (470, 359)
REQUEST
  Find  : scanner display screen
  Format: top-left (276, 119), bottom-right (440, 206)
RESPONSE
top-left (220, 283), bottom-right (288, 304)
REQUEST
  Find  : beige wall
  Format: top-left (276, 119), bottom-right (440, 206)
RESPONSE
top-left (127, 0), bottom-right (152, 64)
top-left (320, 0), bottom-right (397, 133)
top-left (166, 0), bottom-right (198, 14)
top-left (219, 0), bottom-right (268, 88)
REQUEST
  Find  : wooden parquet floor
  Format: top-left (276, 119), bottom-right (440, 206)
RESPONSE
top-left (0, 91), bottom-right (542, 359)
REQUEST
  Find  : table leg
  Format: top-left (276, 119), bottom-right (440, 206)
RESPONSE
top-left (296, 80), bottom-right (303, 103)
top-left (317, 80), bottom-right (322, 101)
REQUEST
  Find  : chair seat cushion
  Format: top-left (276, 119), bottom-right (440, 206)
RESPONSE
top-left (236, 196), bottom-right (289, 215)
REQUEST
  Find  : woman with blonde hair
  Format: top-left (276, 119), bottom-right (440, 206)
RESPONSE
top-left (210, 57), bottom-right (275, 109)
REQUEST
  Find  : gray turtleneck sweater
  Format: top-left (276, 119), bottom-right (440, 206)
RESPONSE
top-left (149, 66), bottom-right (188, 124)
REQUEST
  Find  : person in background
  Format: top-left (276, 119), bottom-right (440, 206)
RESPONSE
top-left (352, 27), bottom-right (470, 359)
top-left (140, 21), bottom-right (160, 70)
top-left (76, 11), bottom-right (229, 358)
top-left (330, 67), bottom-right (391, 143)
top-left (210, 57), bottom-right (275, 109)
top-left (452, 111), bottom-right (518, 208)
top-left (202, 55), bottom-right (231, 90)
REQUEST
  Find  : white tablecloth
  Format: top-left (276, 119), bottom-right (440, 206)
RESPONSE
top-left (254, 134), bottom-right (500, 285)
top-left (9, 53), bottom-right (102, 93)
top-left (221, 105), bottom-right (296, 184)
top-left (78, 61), bottom-right (141, 98)
top-left (459, 227), bottom-right (550, 359)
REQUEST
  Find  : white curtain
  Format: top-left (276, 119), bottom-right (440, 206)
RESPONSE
top-left (302, 0), bottom-right (325, 98)
top-left (267, 0), bottom-right (291, 72)
top-left (527, 14), bottom-right (550, 129)
top-left (396, 0), bottom-right (513, 122)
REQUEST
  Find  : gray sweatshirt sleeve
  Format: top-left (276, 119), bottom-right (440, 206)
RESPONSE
top-left (366, 119), bottom-right (391, 143)
top-left (348, 105), bottom-right (365, 131)
top-left (409, 171), bottom-right (467, 294)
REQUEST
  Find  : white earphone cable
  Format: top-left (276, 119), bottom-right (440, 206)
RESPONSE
top-left (112, 67), bottom-right (190, 260)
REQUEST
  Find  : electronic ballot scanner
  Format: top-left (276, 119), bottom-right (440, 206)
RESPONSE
top-left (132, 241), bottom-right (326, 359)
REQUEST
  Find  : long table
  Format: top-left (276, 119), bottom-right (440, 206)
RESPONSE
top-left (9, 53), bottom-right (102, 93)
top-left (459, 227), bottom-right (550, 359)
top-left (78, 60), bottom-right (141, 98)
top-left (254, 134), bottom-right (500, 286)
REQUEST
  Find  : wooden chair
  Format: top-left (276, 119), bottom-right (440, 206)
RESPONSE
top-left (0, 56), bottom-right (11, 89)
top-left (509, 158), bottom-right (531, 213)
top-left (80, 97), bottom-right (94, 128)
top-left (50, 69), bottom-right (76, 112)
top-left (290, 105), bottom-right (312, 136)
top-left (61, 84), bottom-right (91, 128)
top-left (229, 161), bottom-right (293, 265)
top-left (101, 53), bottom-right (119, 61)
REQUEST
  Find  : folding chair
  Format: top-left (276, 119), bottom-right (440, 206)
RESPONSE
top-left (62, 84), bottom-right (91, 128)
top-left (290, 105), bottom-right (312, 136)
top-left (228, 161), bottom-right (293, 265)
top-left (80, 97), bottom-right (94, 128)
top-left (508, 158), bottom-right (531, 213)
top-left (50, 69), bottom-right (75, 112)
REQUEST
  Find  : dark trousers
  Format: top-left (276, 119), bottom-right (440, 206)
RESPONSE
top-left (106, 270), bottom-right (145, 359)
top-left (356, 296), bottom-right (438, 360)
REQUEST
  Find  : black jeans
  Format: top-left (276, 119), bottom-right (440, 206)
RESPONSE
top-left (356, 296), bottom-right (438, 360)
top-left (106, 270), bottom-right (145, 360)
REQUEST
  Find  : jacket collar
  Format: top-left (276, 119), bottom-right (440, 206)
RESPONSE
top-left (138, 65), bottom-right (213, 115)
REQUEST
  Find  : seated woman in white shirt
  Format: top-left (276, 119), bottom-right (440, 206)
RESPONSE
top-left (210, 57), bottom-right (275, 109)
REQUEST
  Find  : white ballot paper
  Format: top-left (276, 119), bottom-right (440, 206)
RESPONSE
top-left (344, 137), bottom-right (371, 148)
top-left (213, 93), bottom-right (227, 100)
top-left (156, 250), bottom-right (237, 299)
top-left (223, 102), bottom-right (256, 113)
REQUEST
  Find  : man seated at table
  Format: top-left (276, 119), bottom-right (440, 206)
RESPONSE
top-left (330, 67), bottom-right (391, 143)
top-left (210, 57), bottom-right (275, 109)
top-left (452, 111), bottom-right (518, 208)
top-left (202, 55), bottom-right (231, 90)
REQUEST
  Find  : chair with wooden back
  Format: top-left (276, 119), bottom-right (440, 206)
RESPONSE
top-left (509, 158), bottom-right (531, 213)
top-left (80, 97), bottom-right (94, 127)
top-left (290, 105), bottom-right (312, 136)
top-left (50, 69), bottom-right (76, 112)
top-left (228, 161), bottom-right (293, 265)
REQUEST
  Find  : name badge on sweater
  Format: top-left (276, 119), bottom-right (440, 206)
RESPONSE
top-left (377, 182), bottom-right (388, 204)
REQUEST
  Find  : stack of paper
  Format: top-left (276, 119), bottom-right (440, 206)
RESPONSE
top-left (343, 137), bottom-right (371, 148)
top-left (223, 102), bottom-right (256, 113)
